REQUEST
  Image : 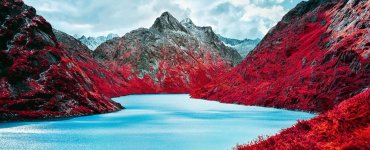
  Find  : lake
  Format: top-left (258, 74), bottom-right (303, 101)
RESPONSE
top-left (0, 94), bottom-right (315, 150)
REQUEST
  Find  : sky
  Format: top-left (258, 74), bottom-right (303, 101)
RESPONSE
top-left (24, 0), bottom-right (303, 40)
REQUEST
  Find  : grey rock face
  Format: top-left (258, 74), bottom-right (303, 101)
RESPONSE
top-left (150, 12), bottom-right (189, 34)
top-left (94, 12), bottom-right (242, 80)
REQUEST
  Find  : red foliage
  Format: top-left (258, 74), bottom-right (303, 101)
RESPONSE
top-left (0, 0), bottom-right (231, 121)
top-left (64, 45), bottom-right (130, 97)
top-left (0, 0), bottom-right (122, 121)
top-left (191, 0), bottom-right (370, 113)
top-left (102, 46), bottom-right (232, 94)
top-left (237, 89), bottom-right (370, 150)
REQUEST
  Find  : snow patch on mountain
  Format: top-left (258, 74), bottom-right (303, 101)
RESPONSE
top-left (217, 34), bottom-right (260, 57)
top-left (73, 33), bottom-right (119, 50)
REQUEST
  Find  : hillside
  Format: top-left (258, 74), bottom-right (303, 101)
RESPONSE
top-left (53, 29), bottom-right (129, 97)
top-left (94, 12), bottom-right (242, 93)
top-left (192, 0), bottom-right (369, 112)
top-left (0, 0), bottom-right (123, 121)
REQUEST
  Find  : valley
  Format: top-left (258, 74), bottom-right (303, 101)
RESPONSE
top-left (0, 0), bottom-right (369, 149)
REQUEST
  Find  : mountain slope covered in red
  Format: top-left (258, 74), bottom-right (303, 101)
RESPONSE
top-left (94, 13), bottom-right (242, 94)
top-left (0, 0), bottom-right (123, 121)
top-left (192, 0), bottom-right (369, 113)
top-left (53, 29), bottom-right (129, 97)
top-left (0, 1), bottom-right (242, 121)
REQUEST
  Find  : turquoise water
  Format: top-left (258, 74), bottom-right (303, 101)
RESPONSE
top-left (0, 94), bottom-right (315, 150)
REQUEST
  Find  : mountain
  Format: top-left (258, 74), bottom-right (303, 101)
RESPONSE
top-left (53, 29), bottom-right (129, 97)
top-left (0, 0), bottom-right (123, 121)
top-left (217, 34), bottom-right (260, 57)
top-left (94, 12), bottom-right (242, 93)
top-left (192, 0), bottom-right (369, 112)
top-left (74, 33), bottom-right (119, 50)
top-left (191, 0), bottom-right (369, 148)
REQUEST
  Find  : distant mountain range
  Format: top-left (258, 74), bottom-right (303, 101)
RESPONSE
top-left (73, 33), bottom-right (119, 50)
top-left (217, 34), bottom-right (260, 57)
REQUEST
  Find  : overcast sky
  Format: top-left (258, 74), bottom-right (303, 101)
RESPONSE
top-left (24, 0), bottom-right (303, 39)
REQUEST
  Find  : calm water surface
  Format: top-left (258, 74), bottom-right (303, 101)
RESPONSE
top-left (0, 94), bottom-right (315, 150)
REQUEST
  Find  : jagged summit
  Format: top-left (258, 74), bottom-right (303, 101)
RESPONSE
top-left (150, 11), bottom-right (189, 33)
top-left (94, 11), bottom-right (242, 93)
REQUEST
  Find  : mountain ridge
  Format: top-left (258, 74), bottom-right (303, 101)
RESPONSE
top-left (93, 11), bottom-right (242, 93)
top-left (150, 11), bottom-right (189, 34)
top-left (74, 33), bottom-right (119, 50)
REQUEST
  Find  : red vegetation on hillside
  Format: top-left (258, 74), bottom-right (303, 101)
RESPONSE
top-left (191, 0), bottom-right (370, 148)
top-left (93, 13), bottom-right (242, 95)
top-left (61, 42), bottom-right (130, 98)
top-left (237, 88), bottom-right (370, 150)
top-left (191, 0), bottom-right (370, 113)
top-left (0, 0), bottom-right (235, 121)
top-left (103, 47), bottom-right (231, 94)
top-left (0, 0), bottom-right (122, 121)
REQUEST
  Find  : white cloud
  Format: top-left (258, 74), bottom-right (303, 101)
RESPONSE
top-left (24, 0), bottom-right (302, 39)
top-left (59, 22), bottom-right (93, 30)
top-left (35, 3), bottom-right (59, 12)
top-left (276, 0), bottom-right (285, 3)
top-left (240, 5), bottom-right (286, 23)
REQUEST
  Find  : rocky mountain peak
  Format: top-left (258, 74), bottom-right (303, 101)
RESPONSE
top-left (150, 11), bottom-right (189, 33)
top-left (94, 11), bottom-right (242, 93)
